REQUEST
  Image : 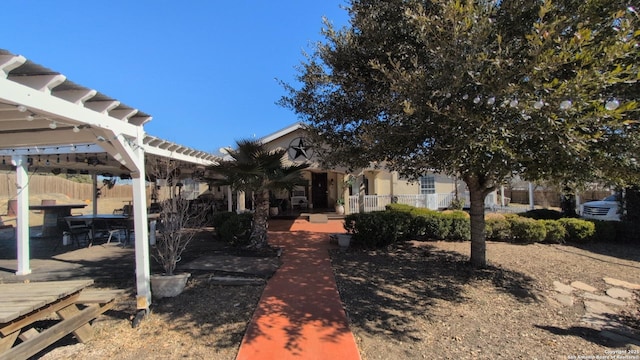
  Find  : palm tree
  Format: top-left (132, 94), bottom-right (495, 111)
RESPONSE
top-left (208, 139), bottom-right (309, 249)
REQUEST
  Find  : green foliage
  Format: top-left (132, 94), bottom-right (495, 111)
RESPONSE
top-left (206, 139), bottom-right (309, 249)
top-left (540, 220), bottom-right (566, 244)
top-left (216, 212), bottom-right (253, 246)
top-left (449, 198), bottom-right (465, 210)
top-left (282, 0), bottom-right (640, 265)
top-left (344, 211), bottom-right (413, 248)
top-left (519, 209), bottom-right (563, 220)
top-left (508, 217), bottom-right (547, 243)
top-left (446, 211), bottom-right (471, 241)
top-left (485, 218), bottom-right (511, 242)
top-left (592, 220), bottom-right (618, 243)
top-left (212, 211), bottom-right (236, 228)
top-left (558, 218), bottom-right (596, 244)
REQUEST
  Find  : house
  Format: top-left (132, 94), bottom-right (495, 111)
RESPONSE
top-left (254, 122), bottom-right (497, 214)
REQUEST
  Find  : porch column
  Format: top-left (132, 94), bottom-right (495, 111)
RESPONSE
top-left (92, 172), bottom-right (99, 215)
top-left (500, 186), bottom-right (505, 207)
top-left (13, 155), bottom-right (31, 275)
top-left (237, 191), bottom-right (246, 212)
top-left (227, 186), bottom-right (233, 212)
top-left (342, 173), bottom-right (351, 215)
top-left (528, 182), bottom-right (535, 210)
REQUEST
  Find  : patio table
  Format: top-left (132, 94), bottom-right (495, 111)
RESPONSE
top-left (29, 204), bottom-right (87, 237)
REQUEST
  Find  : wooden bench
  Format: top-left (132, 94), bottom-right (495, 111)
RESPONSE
top-left (0, 287), bottom-right (124, 360)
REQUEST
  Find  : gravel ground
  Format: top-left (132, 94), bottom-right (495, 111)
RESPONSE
top-left (331, 240), bottom-right (640, 360)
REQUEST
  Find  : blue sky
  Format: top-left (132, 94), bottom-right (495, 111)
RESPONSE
top-left (2, 1), bottom-right (349, 154)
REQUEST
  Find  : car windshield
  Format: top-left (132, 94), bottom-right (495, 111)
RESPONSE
top-left (603, 195), bottom-right (618, 201)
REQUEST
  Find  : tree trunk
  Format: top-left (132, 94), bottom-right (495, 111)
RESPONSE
top-left (464, 173), bottom-right (492, 268)
top-left (249, 189), bottom-right (270, 249)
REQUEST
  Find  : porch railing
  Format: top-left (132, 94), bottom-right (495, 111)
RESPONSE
top-left (347, 192), bottom-right (497, 214)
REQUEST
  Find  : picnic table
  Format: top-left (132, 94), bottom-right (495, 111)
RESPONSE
top-left (0, 279), bottom-right (121, 360)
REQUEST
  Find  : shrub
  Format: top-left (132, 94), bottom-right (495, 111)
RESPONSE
top-left (541, 220), bottom-right (566, 244)
top-left (343, 211), bottom-right (413, 248)
top-left (485, 213), bottom-right (506, 221)
top-left (485, 218), bottom-right (511, 242)
top-left (213, 211), bottom-right (236, 227)
top-left (592, 220), bottom-right (618, 243)
top-left (217, 212), bottom-right (252, 246)
top-left (558, 218), bottom-right (595, 243)
top-left (446, 211), bottom-right (471, 241)
top-left (518, 209), bottom-right (563, 220)
top-left (508, 217), bottom-right (547, 243)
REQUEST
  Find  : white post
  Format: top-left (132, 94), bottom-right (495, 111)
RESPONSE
top-left (13, 155), bottom-right (31, 275)
top-left (500, 186), bottom-right (505, 207)
top-left (575, 194), bottom-right (581, 215)
top-left (528, 182), bottom-right (535, 210)
top-left (237, 191), bottom-right (246, 212)
top-left (227, 186), bottom-right (233, 212)
top-left (131, 137), bottom-right (151, 311)
top-left (92, 172), bottom-right (98, 215)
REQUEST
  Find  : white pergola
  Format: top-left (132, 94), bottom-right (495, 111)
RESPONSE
top-left (0, 49), bottom-right (219, 310)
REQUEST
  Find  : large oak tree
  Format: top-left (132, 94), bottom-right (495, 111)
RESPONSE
top-left (282, 0), bottom-right (639, 266)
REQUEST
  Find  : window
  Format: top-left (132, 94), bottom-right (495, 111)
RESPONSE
top-left (419, 175), bottom-right (435, 194)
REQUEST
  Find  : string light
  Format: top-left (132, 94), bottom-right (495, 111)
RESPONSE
top-left (72, 125), bottom-right (80, 133)
top-left (17, 105), bottom-right (27, 112)
top-left (49, 121), bottom-right (57, 129)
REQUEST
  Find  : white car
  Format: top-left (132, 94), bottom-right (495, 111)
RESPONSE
top-left (580, 195), bottom-right (621, 221)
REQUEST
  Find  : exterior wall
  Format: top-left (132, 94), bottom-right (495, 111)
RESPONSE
top-left (257, 124), bottom-right (494, 209)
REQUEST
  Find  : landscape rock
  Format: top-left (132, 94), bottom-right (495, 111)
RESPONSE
top-left (584, 300), bottom-right (616, 315)
top-left (553, 281), bottom-right (574, 295)
top-left (570, 281), bottom-right (598, 293)
top-left (603, 277), bottom-right (640, 290)
top-left (582, 293), bottom-right (627, 306)
top-left (553, 293), bottom-right (574, 307)
top-left (606, 287), bottom-right (634, 300)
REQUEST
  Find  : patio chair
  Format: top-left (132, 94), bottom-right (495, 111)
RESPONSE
top-left (64, 217), bottom-right (92, 248)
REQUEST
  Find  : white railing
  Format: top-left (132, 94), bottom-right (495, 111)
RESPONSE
top-left (346, 192), bottom-right (497, 214)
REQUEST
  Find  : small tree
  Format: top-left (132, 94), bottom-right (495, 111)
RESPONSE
top-left (282, 0), bottom-right (639, 267)
top-left (207, 139), bottom-right (309, 249)
top-left (151, 159), bottom-right (207, 275)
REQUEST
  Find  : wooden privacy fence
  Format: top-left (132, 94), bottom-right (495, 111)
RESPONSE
top-left (0, 173), bottom-right (135, 200)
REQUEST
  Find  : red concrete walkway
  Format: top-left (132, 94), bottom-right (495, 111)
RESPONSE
top-left (236, 219), bottom-right (361, 360)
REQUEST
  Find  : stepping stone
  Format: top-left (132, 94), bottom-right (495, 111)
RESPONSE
top-left (581, 313), bottom-right (613, 329)
top-left (309, 214), bottom-right (328, 223)
top-left (606, 287), bottom-right (634, 300)
top-left (599, 330), bottom-right (640, 348)
top-left (553, 293), bottom-right (574, 307)
top-left (603, 277), bottom-right (640, 290)
top-left (584, 300), bottom-right (616, 315)
top-left (570, 281), bottom-right (597, 293)
top-left (553, 281), bottom-right (574, 294)
top-left (582, 293), bottom-right (627, 306)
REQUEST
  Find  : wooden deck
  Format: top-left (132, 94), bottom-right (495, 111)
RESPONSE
top-left (0, 280), bottom-right (121, 360)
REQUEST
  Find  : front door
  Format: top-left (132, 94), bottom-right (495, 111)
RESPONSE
top-left (311, 172), bottom-right (328, 209)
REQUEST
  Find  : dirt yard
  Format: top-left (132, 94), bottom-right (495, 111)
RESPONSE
top-left (331, 240), bottom-right (640, 360)
top-left (2, 197), bottom-right (638, 359)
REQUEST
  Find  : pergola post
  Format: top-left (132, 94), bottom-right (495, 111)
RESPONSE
top-left (12, 155), bottom-right (31, 275)
top-left (131, 137), bottom-right (151, 311)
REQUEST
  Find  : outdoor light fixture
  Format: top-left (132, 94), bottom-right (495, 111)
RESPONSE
top-left (49, 121), bottom-right (57, 129)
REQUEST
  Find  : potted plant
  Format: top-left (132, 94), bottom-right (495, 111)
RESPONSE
top-left (150, 160), bottom-right (207, 298)
top-left (269, 194), bottom-right (281, 217)
top-left (335, 198), bottom-right (345, 215)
